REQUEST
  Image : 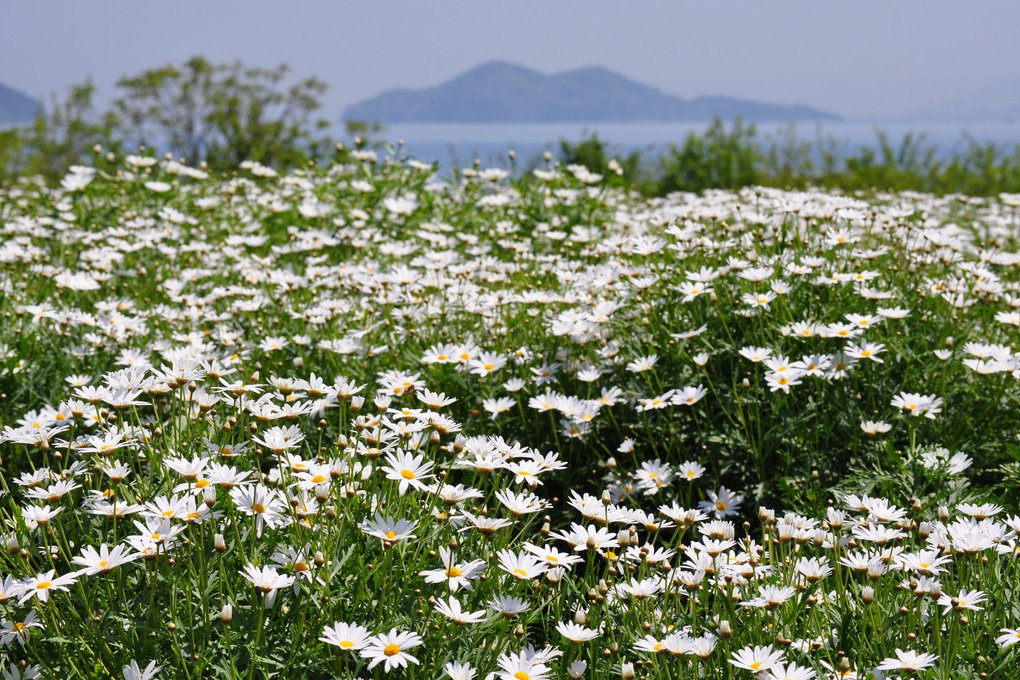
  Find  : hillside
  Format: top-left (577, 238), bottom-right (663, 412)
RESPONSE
top-left (0, 83), bottom-right (40, 124)
top-left (344, 61), bottom-right (840, 123)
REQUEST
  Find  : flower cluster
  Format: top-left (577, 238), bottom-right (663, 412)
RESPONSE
top-left (0, 150), bottom-right (1018, 678)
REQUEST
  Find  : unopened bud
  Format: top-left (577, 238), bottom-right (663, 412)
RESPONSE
top-left (567, 660), bottom-right (587, 679)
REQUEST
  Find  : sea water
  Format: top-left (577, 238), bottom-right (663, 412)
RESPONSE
top-left (364, 120), bottom-right (1020, 172)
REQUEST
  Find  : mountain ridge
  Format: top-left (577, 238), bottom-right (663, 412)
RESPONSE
top-left (344, 61), bottom-right (840, 123)
top-left (0, 83), bottom-right (40, 124)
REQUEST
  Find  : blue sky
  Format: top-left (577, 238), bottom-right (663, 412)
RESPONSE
top-left (3, 1), bottom-right (1020, 120)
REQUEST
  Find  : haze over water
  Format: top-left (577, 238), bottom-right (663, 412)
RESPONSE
top-left (371, 121), bottom-right (1020, 172)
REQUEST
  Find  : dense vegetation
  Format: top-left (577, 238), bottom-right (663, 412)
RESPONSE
top-left (557, 121), bottom-right (1020, 197)
top-left (5, 56), bottom-right (1020, 200)
top-left (1, 145), bottom-right (1020, 678)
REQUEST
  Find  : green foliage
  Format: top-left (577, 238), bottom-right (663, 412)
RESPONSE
top-left (657, 118), bottom-right (761, 193)
top-left (1, 81), bottom-right (119, 180)
top-left (344, 119), bottom-right (387, 148)
top-left (557, 134), bottom-right (643, 188)
top-left (558, 119), bottom-right (1020, 198)
top-left (0, 57), bottom-right (332, 183)
top-left (113, 56), bottom-right (331, 169)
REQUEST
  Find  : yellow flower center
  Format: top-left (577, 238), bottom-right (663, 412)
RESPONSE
top-left (515, 673), bottom-right (530, 680)
top-left (447, 566), bottom-right (462, 577)
top-left (383, 643), bottom-right (401, 656)
top-left (715, 502), bottom-right (727, 511)
top-left (311, 475), bottom-right (328, 484)
top-left (196, 479), bottom-right (211, 488)
top-left (35, 581), bottom-right (52, 590)
top-left (340, 640), bottom-right (355, 648)
top-left (401, 469), bottom-right (416, 480)
top-left (750, 661), bottom-right (763, 671)
top-left (252, 503), bottom-right (266, 513)
top-left (385, 531), bottom-right (398, 539)
top-left (513, 568), bottom-right (528, 577)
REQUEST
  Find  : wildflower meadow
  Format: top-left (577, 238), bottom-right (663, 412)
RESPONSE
top-left (1, 147), bottom-right (1020, 679)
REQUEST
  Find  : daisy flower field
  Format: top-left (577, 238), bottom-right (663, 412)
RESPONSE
top-left (0, 147), bottom-right (1019, 678)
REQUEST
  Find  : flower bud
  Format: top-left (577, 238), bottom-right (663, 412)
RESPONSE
top-left (567, 660), bottom-right (587, 679)
top-left (220, 604), bottom-right (233, 623)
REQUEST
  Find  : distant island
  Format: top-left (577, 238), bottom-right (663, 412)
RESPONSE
top-left (0, 83), bottom-right (40, 124)
top-left (344, 61), bottom-right (840, 124)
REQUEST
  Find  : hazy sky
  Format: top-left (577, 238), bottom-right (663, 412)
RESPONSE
top-left (4, 1), bottom-right (1020, 120)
